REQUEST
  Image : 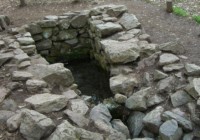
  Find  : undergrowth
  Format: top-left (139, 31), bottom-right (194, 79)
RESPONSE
top-left (192, 15), bottom-right (200, 24)
top-left (173, 6), bottom-right (189, 17)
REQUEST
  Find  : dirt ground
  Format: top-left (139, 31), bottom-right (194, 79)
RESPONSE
top-left (0, 0), bottom-right (200, 65)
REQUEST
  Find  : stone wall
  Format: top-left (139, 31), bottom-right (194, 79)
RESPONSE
top-left (15, 4), bottom-right (154, 71)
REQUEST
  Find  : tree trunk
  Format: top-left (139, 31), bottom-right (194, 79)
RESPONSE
top-left (166, 0), bottom-right (173, 13)
top-left (19, 0), bottom-right (26, 7)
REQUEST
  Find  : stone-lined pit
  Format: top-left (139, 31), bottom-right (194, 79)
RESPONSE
top-left (0, 4), bottom-right (199, 140)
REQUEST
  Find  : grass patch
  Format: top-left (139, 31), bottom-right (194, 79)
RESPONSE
top-left (192, 15), bottom-right (200, 24)
top-left (173, 6), bottom-right (189, 17)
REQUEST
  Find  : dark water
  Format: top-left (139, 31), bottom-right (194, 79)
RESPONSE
top-left (66, 59), bottom-right (113, 103)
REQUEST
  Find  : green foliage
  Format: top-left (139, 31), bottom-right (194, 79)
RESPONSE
top-left (173, 6), bottom-right (189, 17)
top-left (192, 15), bottom-right (200, 24)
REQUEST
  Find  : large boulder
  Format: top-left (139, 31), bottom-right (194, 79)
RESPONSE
top-left (68, 99), bottom-right (89, 115)
top-left (161, 111), bottom-right (193, 131)
top-left (159, 119), bottom-right (183, 140)
top-left (170, 90), bottom-right (192, 107)
top-left (127, 111), bottom-right (145, 138)
top-left (110, 74), bottom-right (138, 96)
top-left (185, 63), bottom-right (200, 76)
top-left (111, 119), bottom-right (130, 138)
top-left (7, 112), bottom-right (22, 132)
top-left (147, 94), bottom-right (164, 107)
top-left (143, 106), bottom-right (164, 133)
top-left (158, 53), bottom-right (180, 66)
top-left (100, 39), bottom-right (140, 64)
top-left (20, 109), bottom-right (55, 140)
top-left (63, 109), bottom-right (89, 127)
top-left (185, 78), bottom-right (200, 99)
top-left (158, 41), bottom-right (184, 54)
top-left (119, 13), bottom-right (141, 30)
top-left (48, 120), bottom-right (103, 140)
top-left (157, 76), bottom-right (175, 93)
top-left (25, 93), bottom-right (68, 113)
top-left (0, 110), bottom-right (15, 126)
top-left (125, 87), bottom-right (151, 111)
top-left (106, 5), bottom-right (127, 17)
top-left (28, 63), bottom-right (74, 87)
top-left (90, 104), bottom-right (112, 125)
top-left (48, 120), bottom-right (77, 140)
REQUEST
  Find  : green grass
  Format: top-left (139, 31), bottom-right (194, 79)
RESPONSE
top-left (173, 6), bottom-right (189, 17)
top-left (192, 15), bottom-right (200, 24)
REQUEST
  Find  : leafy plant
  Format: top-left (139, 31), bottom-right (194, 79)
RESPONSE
top-left (192, 15), bottom-right (200, 24)
top-left (173, 6), bottom-right (189, 17)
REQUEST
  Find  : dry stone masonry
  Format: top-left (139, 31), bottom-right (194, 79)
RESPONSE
top-left (0, 4), bottom-right (199, 140)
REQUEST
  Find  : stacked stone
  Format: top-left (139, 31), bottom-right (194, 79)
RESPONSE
top-left (25, 11), bottom-right (92, 62)
top-left (15, 5), bottom-right (154, 71)
top-left (110, 40), bottom-right (200, 139)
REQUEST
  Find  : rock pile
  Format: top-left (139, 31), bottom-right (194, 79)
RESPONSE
top-left (0, 4), bottom-right (199, 140)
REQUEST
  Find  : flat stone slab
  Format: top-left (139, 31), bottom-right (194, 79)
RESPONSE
top-left (100, 39), bottom-right (140, 64)
top-left (0, 53), bottom-right (14, 66)
top-left (25, 93), bottom-right (68, 113)
top-left (159, 53), bottom-right (180, 66)
top-left (13, 53), bottom-right (30, 64)
top-left (26, 79), bottom-right (48, 93)
top-left (21, 45), bottom-right (36, 55)
top-left (185, 63), bottom-right (200, 76)
top-left (28, 63), bottom-right (74, 87)
top-left (17, 37), bottom-right (35, 45)
top-left (163, 63), bottom-right (184, 72)
top-left (12, 71), bottom-right (33, 81)
top-left (96, 22), bottom-right (123, 37)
